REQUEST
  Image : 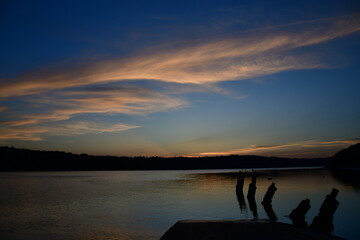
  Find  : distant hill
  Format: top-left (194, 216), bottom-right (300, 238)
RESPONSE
top-left (0, 146), bottom-right (328, 171)
top-left (329, 143), bottom-right (360, 168)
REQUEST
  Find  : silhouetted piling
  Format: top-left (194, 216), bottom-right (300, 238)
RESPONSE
top-left (289, 199), bottom-right (311, 227)
top-left (247, 172), bottom-right (258, 218)
top-left (235, 171), bottom-right (247, 213)
top-left (310, 188), bottom-right (339, 233)
top-left (262, 183), bottom-right (278, 221)
top-left (236, 171), bottom-right (245, 194)
top-left (247, 171), bottom-right (257, 199)
top-left (262, 183), bottom-right (277, 205)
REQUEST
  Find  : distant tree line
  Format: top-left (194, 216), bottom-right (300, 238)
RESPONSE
top-left (0, 146), bottom-right (330, 171)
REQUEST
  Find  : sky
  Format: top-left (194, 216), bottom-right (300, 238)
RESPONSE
top-left (0, 0), bottom-right (360, 158)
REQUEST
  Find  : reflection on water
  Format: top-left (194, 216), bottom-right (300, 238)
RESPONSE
top-left (236, 191), bottom-right (247, 214)
top-left (0, 169), bottom-right (359, 240)
top-left (331, 170), bottom-right (360, 189)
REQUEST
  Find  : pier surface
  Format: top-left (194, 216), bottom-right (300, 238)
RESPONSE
top-left (160, 219), bottom-right (344, 240)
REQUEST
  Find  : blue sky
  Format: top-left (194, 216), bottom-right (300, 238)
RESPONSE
top-left (1, 0), bottom-right (359, 157)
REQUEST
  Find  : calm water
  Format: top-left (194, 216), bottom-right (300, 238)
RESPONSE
top-left (0, 169), bottom-right (359, 240)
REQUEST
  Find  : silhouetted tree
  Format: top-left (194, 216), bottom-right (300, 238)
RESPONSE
top-left (330, 143), bottom-right (360, 168)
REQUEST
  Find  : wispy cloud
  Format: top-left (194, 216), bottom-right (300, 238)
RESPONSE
top-left (196, 139), bottom-right (360, 158)
top-left (0, 14), bottom-right (359, 98)
top-left (45, 121), bottom-right (140, 136)
top-left (0, 121), bottom-right (140, 141)
top-left (0, 14), bottom-right (359, 141)
top-left (0, 127), bottom-right (48, 141)
top-left (56, 85), bottom-right (186, 116)
top-left (0, 85), bottom-right (184, 140)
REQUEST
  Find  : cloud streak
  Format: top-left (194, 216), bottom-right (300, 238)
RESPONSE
top-left (0, 128), bottom-right (48, 141)
top-left (197, 139), bottom-right (360, 158)
top-left (0, 121), bottom-right (140, 141)
top-left (0, 85), bottom-right (184, 140)
top-left (0, 14), bottom-right (359, 98)
top-left (1, 14), bottom-right (359, 141)
top-left (57, 85), bottom-right (186, 116)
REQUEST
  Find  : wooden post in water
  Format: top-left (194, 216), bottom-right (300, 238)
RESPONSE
top-left (289, 199), bottom-right (311, 227)
top-left (236, 171), bottom-right (245, 194)
top-left (247, 171), bottom-right (258, 218)
top-left (262, 183), bottom-right (278, 221)
top-left (310, 188), bottom-right (339, 233)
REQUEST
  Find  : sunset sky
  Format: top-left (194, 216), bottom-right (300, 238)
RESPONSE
top-left (1, 0), bottom-right (360, 157)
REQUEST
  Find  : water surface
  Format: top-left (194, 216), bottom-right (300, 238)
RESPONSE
top-left (0, 169), bottom-right (359, 240)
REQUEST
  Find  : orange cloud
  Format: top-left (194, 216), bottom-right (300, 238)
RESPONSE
top-left (44, 121), bottom-right (140, 136)
top-left (0, 119), bottom-right (40, 126)
top-left (1, 86), bottom-right (186, 127)
top-left (0, 85), bottom-right (183, 140)
top-left (0, 127), bottom-right (48, 141)
top-left (197, 139), bottom-right (360, 158)
top-left (0, 14), bottom-right (358, 98)
top-left (0, 121), bottom-right (140, 141)
top-left (57, 86), bottom-right (186, 116)
top-left (1, 14), bottom-right (359, 141)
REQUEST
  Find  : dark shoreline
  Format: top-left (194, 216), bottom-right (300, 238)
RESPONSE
top-left (0, 146), bottom-right (328, 171)
top-left (2, 143), bottom-right (358, 171)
